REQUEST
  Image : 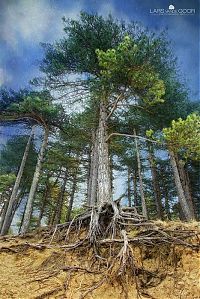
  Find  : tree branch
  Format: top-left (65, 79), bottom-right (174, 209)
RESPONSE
top-left (106, 132), bottom-right (162, 144)
top-left (106, 94), bottom-right (124, 121)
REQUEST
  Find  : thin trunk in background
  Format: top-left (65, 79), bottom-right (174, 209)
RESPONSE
top-left (0, 192), bottom-right (11, 232)
top-left (36, 176), bottom-right (51, 227)
top-left (49, 208), bottom-right (56, 226)
top-left (148, 144), bottom-right (164, 220)
top-left (134, 129), bottom-right (148, 219)
top-left (8, 188), bottom-right (25, 232)
top-left (66, 169), bottom-right (78, 222)
top-left (18, 196), bottom-right (28, 234)
top-left (127, 166), bottom-right (131, 207)
top-left (20, 128), bottom-right (49, 234)
top-left (163, 185), bottom-right (171, 220)
top-left (0, 126), bottom-right (35, 235)
top-left (132, 170), bottom-right (138, 208)
top-left (169, 149), bottom-right (194, 221)
top-left (47, 168), bottom-right (63, 226)
top-left (54, 170), bottom-right (68, 224)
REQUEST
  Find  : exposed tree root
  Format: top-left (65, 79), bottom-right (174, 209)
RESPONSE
top-left (33, 286), bottom-right (64, 299)
top-left (1, 203), bottom-right (198, 299)
top-left (48, 203), bottom-right (199, 249)
top-left (36, 203), bottom-right (199, 298)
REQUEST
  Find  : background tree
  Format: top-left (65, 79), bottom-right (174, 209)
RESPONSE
top-left (163, 113), bottom-right (200, 221)
top-left (0, 127), bottom-right (35, 235)
top-left (0, 134), bottom-right (37, 233)
top-left (0, 91), bottom-right (66, 234)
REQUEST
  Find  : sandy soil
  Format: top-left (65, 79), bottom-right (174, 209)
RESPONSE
top-left (0, 223), bottom-right (199, 299)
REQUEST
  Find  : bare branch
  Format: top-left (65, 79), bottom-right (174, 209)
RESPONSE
top-left (106, 94), bottom-right (124, 121)
top-left (106, 132), bottom-right (162, 144)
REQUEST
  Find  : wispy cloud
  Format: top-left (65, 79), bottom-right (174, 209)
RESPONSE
top-left (0, 0), bottom-right (85, 88)
top-left (0, 0), bottom-right (198, 98)
top-left (0, 0), bottom-right (84, 51)
top-left (98, 1), bottom-right (130, 22)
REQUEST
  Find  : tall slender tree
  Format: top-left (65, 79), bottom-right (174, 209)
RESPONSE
top-left (0, 91), bottom-right (65, 234)
top-left (0, 126), bottom-right (35, 235)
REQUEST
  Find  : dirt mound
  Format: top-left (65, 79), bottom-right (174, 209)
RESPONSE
top-left (0, 222), bottom-right (199, 299)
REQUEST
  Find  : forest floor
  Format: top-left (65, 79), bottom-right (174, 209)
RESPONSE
top-left (0, 221), bottom-right (199, 299)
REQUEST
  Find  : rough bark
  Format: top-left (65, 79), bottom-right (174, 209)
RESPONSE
top-left (169, 149), bottom-right (194, 221)
top-left (20, 128), bottom-right (49, 234)
top-left (177, 160), bottom-right (196, 219)
top-left (134, 130), bottom-right (148, 219)
top-left (0, 126), bottom-right (35, 235)
top-left (97, 102), bottom-right (112, 206)
top-left (88, 131), bottom-right (98, 206)
top-left (148, 144), bottom-right (164, 220)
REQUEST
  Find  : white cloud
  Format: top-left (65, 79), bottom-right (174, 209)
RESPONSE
top-left (1, 0), bottom-right (84, 51)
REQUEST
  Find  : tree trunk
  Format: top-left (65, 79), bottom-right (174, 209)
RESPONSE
top-left (0, 126), bottom-right (35, 235)
top-left (163, 186), bottom-right (171, 220)
top-left (20, 128), bottom-right (49, 234)
top-left (177, 161), bottom-right (196, 219)
top-left (148, 144), bottom-right (164, 220)
top-left (36, 177), bottom-right (50, 227)
top-left (97, 102), bottom-right (112, 206)
top-left (66, 170), bottom-right (78, 222)
top-left (87, 147), bottom-right (92, 205)
top-left (49, 207), bottom-right (56, 226)
top-left (88, 131), bottom-right (98, 206)
top-left (169, 149), bottom-right (194, 221)
top-left (0, 197), bottom-right (10, 232)
top-left (18, 197), bottom-right (28, 234)
top-left (132, 170), bottom-right (138, 208)
top-left (127, 166), bottom-right (131, 207)
top-left (54, 170), bottom-right (68, 224)
top-left (134, 130), bottom-right (148, 219)
top-left (7, 188), bottom-right (25, 232)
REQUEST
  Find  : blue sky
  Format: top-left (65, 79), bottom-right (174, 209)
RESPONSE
top-left (0, 0), bottom-right (199, 100)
